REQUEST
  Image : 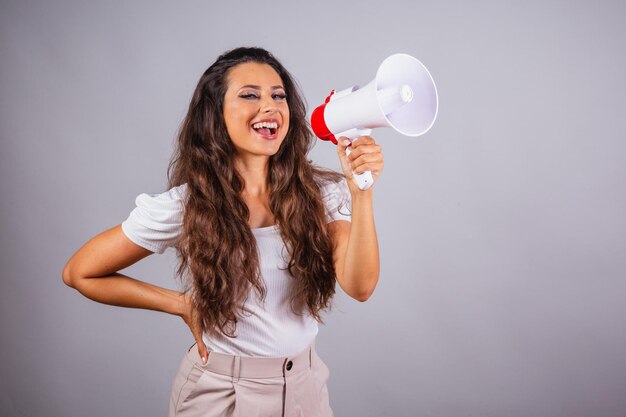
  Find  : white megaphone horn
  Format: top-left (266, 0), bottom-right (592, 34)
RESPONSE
top-left (311, 53), bottom-right (438, 190)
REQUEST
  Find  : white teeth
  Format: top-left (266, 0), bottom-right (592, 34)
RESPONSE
top-left (252, 122), bottom-right (278, 129)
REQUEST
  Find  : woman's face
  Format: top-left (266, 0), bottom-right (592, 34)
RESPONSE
top-left (223, 62), bottom-right (290, 159)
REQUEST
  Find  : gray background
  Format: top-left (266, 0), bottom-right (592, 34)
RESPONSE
top-left (1, 0), bottom-right (625, 416)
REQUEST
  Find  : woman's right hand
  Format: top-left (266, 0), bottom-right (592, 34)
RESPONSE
top-left (178, 292), bottom-right (209, 364)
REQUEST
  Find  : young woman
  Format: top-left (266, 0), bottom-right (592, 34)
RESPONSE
top-left (62, 47), bottom-right (384, 417)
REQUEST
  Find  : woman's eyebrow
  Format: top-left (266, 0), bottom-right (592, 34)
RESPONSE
top-left (239, 84), bottom-right (285, 90)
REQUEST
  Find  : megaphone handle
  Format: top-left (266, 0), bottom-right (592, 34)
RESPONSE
top-left (345, 146), bottom-right (374, 190)
top-left (343, 129), bottom-right (374, 191)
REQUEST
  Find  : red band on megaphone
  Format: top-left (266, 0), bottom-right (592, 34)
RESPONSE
top-left (311, 90), bottom-right (338, 145)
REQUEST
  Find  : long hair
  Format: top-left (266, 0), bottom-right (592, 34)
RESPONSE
top-left (167, 47), bottom-right (345, 337)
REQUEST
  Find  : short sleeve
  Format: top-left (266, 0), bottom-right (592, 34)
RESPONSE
top-left (320, 178), bottom-right (352, 223)
top-left (120, 184), bottom-right (188, 254)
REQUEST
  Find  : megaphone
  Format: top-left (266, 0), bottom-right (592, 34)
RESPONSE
top-left (311, 53), bottom-right (438, 190)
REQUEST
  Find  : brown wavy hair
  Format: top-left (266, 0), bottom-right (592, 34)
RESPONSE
top-left (167, 47), bottom-right (346, 338)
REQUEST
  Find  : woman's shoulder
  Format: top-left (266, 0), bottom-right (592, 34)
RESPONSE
top-left (148, 183), bottom-right (188, 200)
top-left (133, 183), bottom-right (188, 209)
top-left (121, 183), bottom-right (188, 254)
top-left (313, 172), bottom-right (351, 223)
top-left (313, 169), bottom-right (347, 191)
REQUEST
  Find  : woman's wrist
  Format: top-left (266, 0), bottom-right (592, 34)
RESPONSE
top-left (166, 290), bottom-right (187, 317)
top-left (349, 185), bottom-right (374, 201)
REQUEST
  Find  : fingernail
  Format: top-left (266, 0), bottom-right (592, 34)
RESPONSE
top-left (343, 139), bottom-right (350, 146)
top-left (202, 356), bottom-right (207, 364)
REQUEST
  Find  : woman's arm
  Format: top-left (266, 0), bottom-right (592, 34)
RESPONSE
top-left (330, 136), bottom-right (384, 301)
top-left (62, 225), bottom-right (183, 314)
top-left (62, 225), bottom-right (209, 362)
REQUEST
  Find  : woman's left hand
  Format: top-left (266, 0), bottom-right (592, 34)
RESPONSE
top-left (336, 136), bottom-right (384, 192)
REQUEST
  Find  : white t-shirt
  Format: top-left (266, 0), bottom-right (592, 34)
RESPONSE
top-left (121, 178), bottom-right (352, 357)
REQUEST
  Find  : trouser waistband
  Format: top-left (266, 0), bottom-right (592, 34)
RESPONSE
top-left (186, 343), bottom-right (314, 381)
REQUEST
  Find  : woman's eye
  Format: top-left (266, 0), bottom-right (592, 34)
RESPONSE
top-left (238, 92), bottom-right (286, 100)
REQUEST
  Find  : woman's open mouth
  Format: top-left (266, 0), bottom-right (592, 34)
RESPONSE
top-left (251, 121), bottom-right (279, 140)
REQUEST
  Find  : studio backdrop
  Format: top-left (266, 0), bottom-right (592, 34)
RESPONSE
top-left (1, 1), bottom-right (625, 416)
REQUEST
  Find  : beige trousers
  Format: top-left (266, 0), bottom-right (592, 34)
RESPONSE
top-left (168, 342), bottom-right (334, 417)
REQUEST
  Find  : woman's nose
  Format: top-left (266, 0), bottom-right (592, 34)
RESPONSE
top-left (260, 95), bottom-right (277, 113)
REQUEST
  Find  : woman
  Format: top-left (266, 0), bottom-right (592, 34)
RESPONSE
top-left (62, 47), bottom-right (384, 416)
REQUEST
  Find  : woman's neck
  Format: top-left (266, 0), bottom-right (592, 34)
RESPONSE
top-left (234, 155), bottom-right (270, 197)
